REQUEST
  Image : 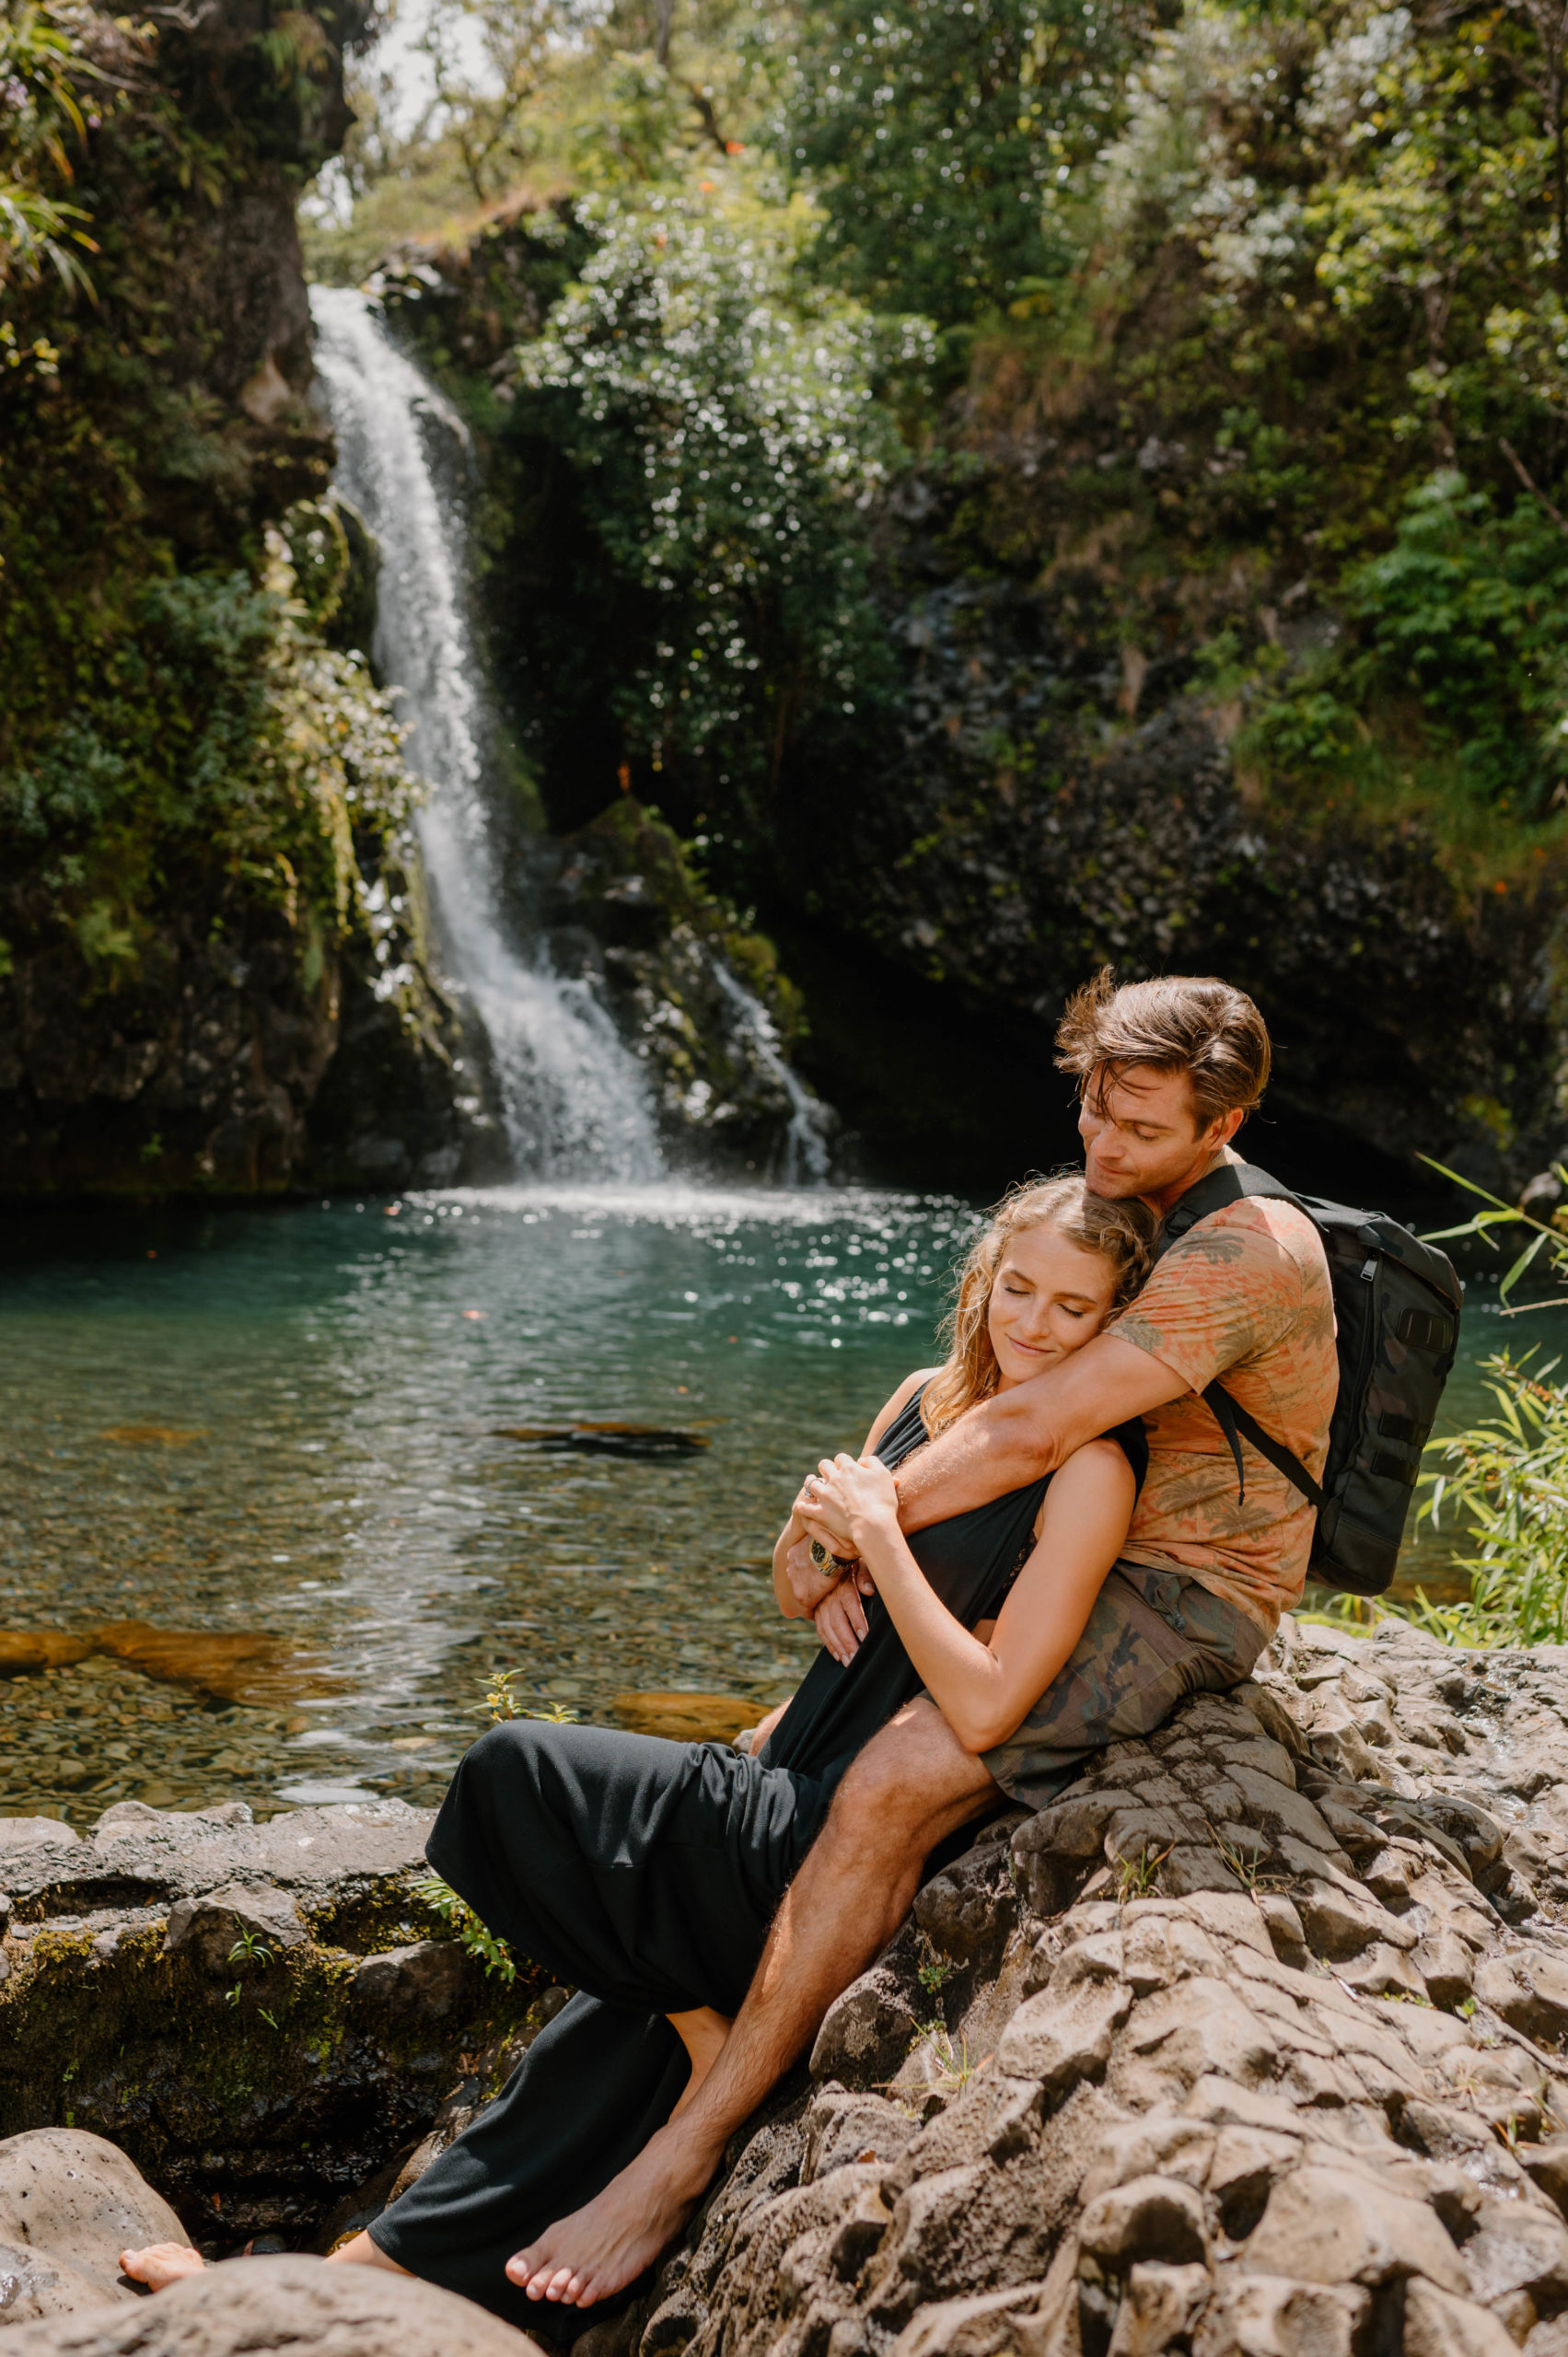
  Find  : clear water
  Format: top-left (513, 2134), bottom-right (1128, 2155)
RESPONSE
top-left (0, 1189), bottom-right (974, 1822)
top-left (0, 1188), bottom-right (1527, 1826)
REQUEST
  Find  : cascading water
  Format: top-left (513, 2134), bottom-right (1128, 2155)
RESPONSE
top-left (308, 284), bottom-right (664, 1182)
top-left (711, 962), bottom-right (832, 1186)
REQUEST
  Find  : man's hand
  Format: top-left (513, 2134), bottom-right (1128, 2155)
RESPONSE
top-left (780, 1532), bottom-right (841, 1619)
top-left (812, 1563), bottom-right (877, 1667)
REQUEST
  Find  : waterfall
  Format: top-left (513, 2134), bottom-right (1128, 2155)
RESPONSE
top-left (308, 284), bottom-right (664, 1183)
top-left (711, 963), bottom-right (831, 1186)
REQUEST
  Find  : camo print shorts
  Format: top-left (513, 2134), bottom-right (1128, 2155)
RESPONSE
top-left (980, 1562), bottom-right (1268, 1814)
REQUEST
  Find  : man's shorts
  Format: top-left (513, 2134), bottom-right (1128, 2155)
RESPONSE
top-left (980, 1561), bottom-right (1268, 1813)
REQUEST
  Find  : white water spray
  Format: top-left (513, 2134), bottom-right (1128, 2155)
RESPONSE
top-left (308, 284), bottom-right (663, 1181)
top-left (711, 963), bottom-right (831, 1186)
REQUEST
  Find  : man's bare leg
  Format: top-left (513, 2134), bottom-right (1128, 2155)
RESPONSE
top-left (507, 1699), bottom-right (996, 2307)
top-left (121, 2231), bottom-right (412, 2289)
top-left (668, 2006), bottom-right (734, 2121)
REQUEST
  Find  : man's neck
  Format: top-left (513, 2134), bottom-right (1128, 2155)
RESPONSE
top-left (1142, 1141), bottom-right (1242, 1224)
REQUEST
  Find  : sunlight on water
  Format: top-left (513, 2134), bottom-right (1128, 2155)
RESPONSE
top-left (0, 1188), bottom-right (1526, 1822)
top-left (0, 1188), bottom-right (973, 1822)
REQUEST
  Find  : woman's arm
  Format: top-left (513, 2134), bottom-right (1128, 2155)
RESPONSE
top-left (770, 1367), bottom-right (937, 1620)
top-left (797, 1438), bottom-right (1135, 1750)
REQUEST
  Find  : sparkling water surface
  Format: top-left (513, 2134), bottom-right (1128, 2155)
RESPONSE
top-left (0, 1186), bottom-right (1526, 1824)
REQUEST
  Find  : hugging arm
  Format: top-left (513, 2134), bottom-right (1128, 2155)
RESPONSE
top-left (873, 1332), bottom-right (1185, 1536)
top-left (771, 1364), bottom-right (935, 1626)
top-left (797, 1436), bottom-right (1136, 1751)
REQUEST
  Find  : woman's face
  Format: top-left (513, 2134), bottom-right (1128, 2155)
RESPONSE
top-left (986, 1220), bottom-right (1120, 1387)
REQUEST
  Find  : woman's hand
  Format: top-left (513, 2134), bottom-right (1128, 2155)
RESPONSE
top-left (796, 1452), bottom-right (900, 1562)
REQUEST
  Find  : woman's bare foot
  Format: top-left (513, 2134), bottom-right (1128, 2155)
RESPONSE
top-left (505, 2117), bottom-right (714, 2307)
top-left (121, 2243), bottom-right (206, 2290)
top-left (666, 2006), bottom-right (732, 2122)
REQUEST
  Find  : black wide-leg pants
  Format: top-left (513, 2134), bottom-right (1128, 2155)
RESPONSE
top-left (368, 1720), bottom-right (833, 2331)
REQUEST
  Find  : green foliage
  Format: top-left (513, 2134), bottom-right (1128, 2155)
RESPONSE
top-left (0, 0), bottom-right (102, 301)
top-left (414, 1872), bottom-right (518, 1983)
top-left (2, 521), bottom-right (421, 965)
top-left (1411, 1353), bottom-right (1568, 1646)
top-left (761, 0), bottom-right (1149, 329)
top-left (1251, 472), bottom-right (1568, 814)
top-left (509, 175), bottom-right (928, 814)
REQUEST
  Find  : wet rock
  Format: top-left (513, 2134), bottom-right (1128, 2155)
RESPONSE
top-left (0, 2251), bottom-right (540, 2352)
top-left (0, 2128), bottom-right (189, 2324)
top-left (0, 1801), bottom-right (540, 2245)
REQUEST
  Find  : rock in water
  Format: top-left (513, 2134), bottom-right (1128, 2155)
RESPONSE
top-left (0, 2252), bottom-right (542, 2352)
top-left (0, 2127), bottom-right (189, 2324)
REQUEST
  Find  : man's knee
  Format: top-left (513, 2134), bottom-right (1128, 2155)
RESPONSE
top-left (830, 1702), bottom-right (992, 1835)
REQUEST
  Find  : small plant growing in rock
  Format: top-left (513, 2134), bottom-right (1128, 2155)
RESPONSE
top-left (1114, 1844), bottom-right (1169, 1901)
top-left (413, 1874), bottom-right (517, 1985)
top-left (915, 1933), bottom-right (956, 2000)
top-left (484, 1667), bottom-right (578, 1724)
top-left (912, 2021), bottom-right (976, 2097)
top-left (1207, 1824), bottom-right (1283, 1895)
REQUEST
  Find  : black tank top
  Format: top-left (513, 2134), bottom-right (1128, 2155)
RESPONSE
top-left (760, 1387), bottom-right (1146, 1792)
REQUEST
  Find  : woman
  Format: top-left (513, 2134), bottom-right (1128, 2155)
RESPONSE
top-left (123, 1175), bottom-right (1156, 2330)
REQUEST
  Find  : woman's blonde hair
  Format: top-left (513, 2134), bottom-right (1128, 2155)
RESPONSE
top-left (920, 1175), bottom-right (1157, 1437)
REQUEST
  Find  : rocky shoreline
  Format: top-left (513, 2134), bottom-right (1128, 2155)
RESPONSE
top-left (7, 1616), bottom-right (1568, 2352)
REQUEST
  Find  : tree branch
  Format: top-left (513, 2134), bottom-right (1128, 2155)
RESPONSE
top-left (1501, 434), bottom-right (1568, 537)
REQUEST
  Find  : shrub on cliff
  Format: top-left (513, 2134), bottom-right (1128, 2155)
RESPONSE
top-left (755, 0), bottom-right (1154, 330)
top-left (500, 174), bottom-right (930, 849)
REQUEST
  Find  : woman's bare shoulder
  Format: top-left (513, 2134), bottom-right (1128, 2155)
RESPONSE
top-left (863, 1365), bottom-right (943, 1450)
top-left (1057, 1433), bottom-right (1140, 1491)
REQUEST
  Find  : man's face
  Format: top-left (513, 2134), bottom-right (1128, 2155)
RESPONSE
top-left (1078, 1063), bottom-right (1238, 1209)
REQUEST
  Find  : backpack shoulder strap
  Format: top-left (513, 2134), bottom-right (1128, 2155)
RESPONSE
top-left (1156, 1160), bottom-right (1306, 1256)
top-left (1202, 1380), bottom-right (1327, 1512)
top-left (1155, 1159), bottom-right (1324, 1511)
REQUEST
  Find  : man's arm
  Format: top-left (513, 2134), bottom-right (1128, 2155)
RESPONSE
top-left (891, 1333), bottom-right (1188, 1532)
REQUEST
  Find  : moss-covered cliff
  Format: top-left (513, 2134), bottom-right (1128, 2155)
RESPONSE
top-left (0, 0), bottom-right (482, 1196)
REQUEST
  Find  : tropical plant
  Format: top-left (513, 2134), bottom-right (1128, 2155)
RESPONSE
top-left (510, 175), bottom-right (930, 825)
top-left (1412, 1353), bottom-right (1568, 1645)
top-left (759, 0), bottom-right (1152, 328)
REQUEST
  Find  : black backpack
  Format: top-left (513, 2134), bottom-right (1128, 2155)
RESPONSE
top-left (1156, 1162), bottom-right (1463, 1596)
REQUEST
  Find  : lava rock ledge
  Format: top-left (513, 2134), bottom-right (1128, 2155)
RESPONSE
top-left (10, 1621), bottom-right (1568, 2355)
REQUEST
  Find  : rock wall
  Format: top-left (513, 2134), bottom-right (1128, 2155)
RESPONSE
top-left (780, 560), bottom-right (1568, 1197)
top-left (0, 1799), bottom-right (544, 2253)
top-left (0, 892), bottom-right (489, 1199)
top-left (9, 1620), bottom-right (1568, 2355)
top-left (539, 802), bottom-right (833, 1178)
top-left (611, 1618), bottom-right (1568, 2357)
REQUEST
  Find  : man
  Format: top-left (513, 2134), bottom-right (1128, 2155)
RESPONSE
top-left (503, 968), bottom-right (1337, 2310)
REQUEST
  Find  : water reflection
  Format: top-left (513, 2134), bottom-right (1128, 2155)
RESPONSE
top-left (0, 1184), bottom-right (1527, 1824)
top-left (0, 1186), bottom-right (974, 1822)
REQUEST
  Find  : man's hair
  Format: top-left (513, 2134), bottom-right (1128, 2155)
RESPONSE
top-left (1055, 967), bottom-right (1272, 1129)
